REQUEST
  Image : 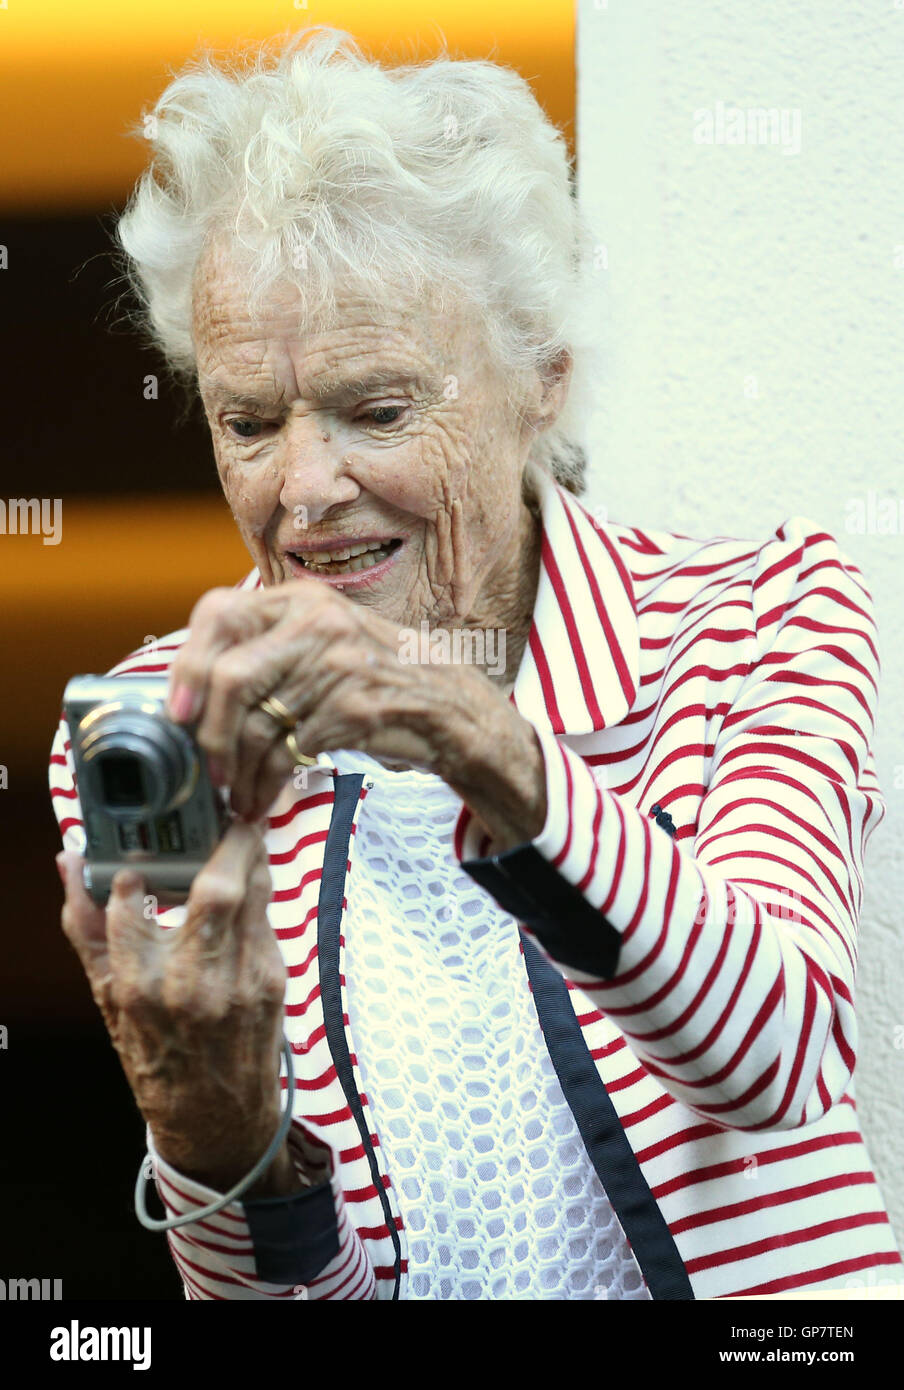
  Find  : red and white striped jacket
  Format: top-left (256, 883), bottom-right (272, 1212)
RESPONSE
top-left (49, 473), bottom-right (903, 1299)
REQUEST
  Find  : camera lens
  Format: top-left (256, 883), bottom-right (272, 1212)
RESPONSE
top-left (79, 704), bottom-right (199, 818)
top-left (98, 754), bottom-right (146, 808)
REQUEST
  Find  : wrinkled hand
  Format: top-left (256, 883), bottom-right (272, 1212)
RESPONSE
top-left (58, 821), bottom-right (294, 1192)
top-left (165, 577), bottom-right (491, 819)
top-left (166, 576), bottom-right (547, 846)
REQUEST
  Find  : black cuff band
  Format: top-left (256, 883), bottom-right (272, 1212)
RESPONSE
top-left (244, 1178), bottom-right (340, 1285)
top-left (462, 842), bottom-right (623, 979)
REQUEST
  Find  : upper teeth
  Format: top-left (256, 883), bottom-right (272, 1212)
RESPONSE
top-left (298, 540), bottom-right (391, 565)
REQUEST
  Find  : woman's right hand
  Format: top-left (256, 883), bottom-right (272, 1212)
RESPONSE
top-left (58, 819), bottom-right (300, 1195)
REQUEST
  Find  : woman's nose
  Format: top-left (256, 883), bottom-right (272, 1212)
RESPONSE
top-left (279, 425), bottom-right (361, 527)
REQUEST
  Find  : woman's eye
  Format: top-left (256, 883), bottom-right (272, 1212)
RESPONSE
top-left (363, 406), bottom-right (405, 426)
top-left (225, 408), bottom-right (405, 438)
top-left (227, 418), bottom-right (265, 439)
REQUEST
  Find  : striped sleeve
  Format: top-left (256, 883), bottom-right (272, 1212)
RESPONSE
top-left (48, 717), bottom-right (376, 1302)
top-left (146, 1126), bottom-right (376, 1301)
top-left (49, 716), bottom-right (86, 852)
top-left (463, 521), bottom-right (884, 1133)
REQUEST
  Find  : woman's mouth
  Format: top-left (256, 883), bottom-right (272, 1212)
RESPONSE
top-left (286, 537), bottom-right (404, 585)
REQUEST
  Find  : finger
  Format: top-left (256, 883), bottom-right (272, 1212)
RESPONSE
top-left (198, 630), bottom-right (301, 792)
top-left (103, 866), bottom-right (165, 982)
top-left (241, 736), bottom-right (308, 824)
top-left (223, 608), bottom-right (365, 812)
top-left (159, 830), bottom-right (272, 1018)
top-left (201, 605), bottom-right (341, 805)
top-left (233, 855), bottom-right (285, 1007)
top-left (239, 660), bottom-right (389, 819)
top-left (178, 819), bottom-right (270, 950)
top-left (234, 850), bottom-right (277, 955)
top-left (167, 587), bottom-right (280, 725)
top-left (59, 851), bottom-right (113, 979)
top-left (199, 585), bottom-right (360, 781)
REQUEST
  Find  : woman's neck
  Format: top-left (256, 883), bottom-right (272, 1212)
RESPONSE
top-left (470, 486), bottom-right (543, 694)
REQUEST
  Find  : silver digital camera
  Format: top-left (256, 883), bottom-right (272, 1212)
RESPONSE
top-left (63, 674), bottom-right (229, 905)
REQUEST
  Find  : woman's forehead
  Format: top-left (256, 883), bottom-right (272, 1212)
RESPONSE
top-left (192, 261), bottom-right (481, 394)
top-left (194, 257), bottom-right (450, 356)
top-left (193, 310), bottom-right (450, 402)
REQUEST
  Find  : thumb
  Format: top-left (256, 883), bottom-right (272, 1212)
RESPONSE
top-left (58, 851), bottom-right (111, 979)
top-left (105, 867), bottom-right (160, 974)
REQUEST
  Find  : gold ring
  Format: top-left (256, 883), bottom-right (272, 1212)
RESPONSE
top-left (285, 728), bottom-right (318, 768)
top-left (258, 694), bottom-right (298, 732)
top-left (258, 696), bottom-right (318, 767)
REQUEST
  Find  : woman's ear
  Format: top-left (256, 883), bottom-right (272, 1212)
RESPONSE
top-left (534, 348), bottom-right (573, 431)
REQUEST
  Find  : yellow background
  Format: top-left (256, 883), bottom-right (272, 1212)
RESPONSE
top-left (0, 2), bottom-right (574, 209)
top-left (1, 5), bottom-right (574, 766)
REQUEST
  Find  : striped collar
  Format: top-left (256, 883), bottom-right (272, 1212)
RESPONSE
top-left (512, 474), bottom-right (639, 736)
top-left (244, 472), bottom-right (640, 744)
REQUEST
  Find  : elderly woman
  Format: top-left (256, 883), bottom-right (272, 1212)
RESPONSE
top-left (51, 28), bottom-right (901, 1301)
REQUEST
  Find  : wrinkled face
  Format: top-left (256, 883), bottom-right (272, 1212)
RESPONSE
top-left (192, 241), bottom-right (555, 630)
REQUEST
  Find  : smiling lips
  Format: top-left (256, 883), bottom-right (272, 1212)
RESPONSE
top-left (291, 537), bottom-right (402, 575)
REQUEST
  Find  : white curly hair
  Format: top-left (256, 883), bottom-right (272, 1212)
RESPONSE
top-left (116, 26), bottom-right (602, 494)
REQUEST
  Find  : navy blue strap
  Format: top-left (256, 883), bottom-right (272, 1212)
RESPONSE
top-left (242, 774), bottom-right (402, 1293)
top-left (521, 934), bottom-right (694, 1300)
top-left (244, 1179), bottom-right (339, 1285)
top-left (318, 773), bottom-right (403, 1299)
top-left (463, 842), bottom-right (623, 978)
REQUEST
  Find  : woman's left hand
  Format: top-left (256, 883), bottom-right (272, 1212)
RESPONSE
top-left (165, 577), bottom-right (547, 846)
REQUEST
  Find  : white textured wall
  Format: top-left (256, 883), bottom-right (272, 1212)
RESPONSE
top-left (576, 0), bottom-right (904, 1258)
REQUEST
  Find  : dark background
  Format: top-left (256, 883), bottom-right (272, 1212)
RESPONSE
top-left (0, 213), bottom-right (228, 1299)
top-left (0, 21), bottom-right (575, 1298)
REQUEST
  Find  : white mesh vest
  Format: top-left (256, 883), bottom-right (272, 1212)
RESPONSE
top-left (333, 749), bottom-right (651, 1301)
